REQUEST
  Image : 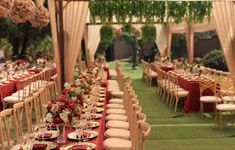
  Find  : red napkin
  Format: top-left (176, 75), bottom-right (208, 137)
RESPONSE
top-left (32, 143), bottom-right (47, 150)
top-left (47, 124), bottom-right (56, 130)
top-left (82, 132), bottom-right (91, 138)
top-left (38, 133), bottom-right (52, 138)
top-left (72, 145), bottom-right (88, 150)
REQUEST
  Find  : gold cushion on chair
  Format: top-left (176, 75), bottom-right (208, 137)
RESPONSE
top-left (103, 138), bottom-right (131, 150)
top-left (200, 96), bottom-right (222, 102)
top-left (107, 104), bottom-right (124, 109)
top-left (104, 128), bottom-right (130, 140)
top-left (106, 120), bottom-right (129, 130)
top-left (106, 114), bottom-right (128, 121)
top-left (216, 104), bottom-right (235, 111)
top-left (106, 109), bottom-right (126, 115)
top-left (109, 98), bottom-right (123, 104)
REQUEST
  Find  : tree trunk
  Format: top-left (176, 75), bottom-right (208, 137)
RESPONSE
top-left (20, 31), bottom-right (29, 58)
top-left (12, 37), bottom-right (20, 60)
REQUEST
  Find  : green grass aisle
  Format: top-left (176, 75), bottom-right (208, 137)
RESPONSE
top-left (108, 60), bottom-right (235, 150)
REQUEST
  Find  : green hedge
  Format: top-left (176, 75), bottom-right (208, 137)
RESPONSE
top-left (202, 49), bottom-right (228, 71)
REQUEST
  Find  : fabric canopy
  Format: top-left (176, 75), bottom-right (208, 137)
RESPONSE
top-left (63, 1), bottom-right (88, 82)
top-left (88, 25), bottom-right (102, 63)
top-left (212, 1), bottom-right (235, 79)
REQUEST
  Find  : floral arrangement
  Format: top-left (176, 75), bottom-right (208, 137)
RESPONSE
top-left (9, 0), bottom-right (35, 23)
top-left (45, 95), bottom-right (82, 125)
top-left (0, 0), bottom-right (14, 17)
top-left (36, 58), bottom-right (47, 67)
top-left (45, 63), bottom-right (101, 125)
top-left (30, 5), bottom-right (49, 28)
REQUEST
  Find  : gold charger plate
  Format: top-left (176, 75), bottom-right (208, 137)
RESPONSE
top-left (60, 142), bottom-right (96, 150)
top-left (94, 113), bottom-right (102, 119)
top-left (73, 121), bottom-right (99, 128)
top-left (96, 102), bottom-right (104, 107)
top-left (35, 130), bottom-right (58, 140)
top-left (99, 98), bottom-right (105, 102)
top-left (11, 141), bottom-right (58, 150)
top-left (96, 107), bottom-right (104, 113)
top-left (67, 131), bottom-right (98, 141)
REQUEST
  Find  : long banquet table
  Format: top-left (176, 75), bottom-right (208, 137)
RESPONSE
top-left (0, 67), bottom-right (57, 110)
top-left (151, 63), bottom-right (214, 112)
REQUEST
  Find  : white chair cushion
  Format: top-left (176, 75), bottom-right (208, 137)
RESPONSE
top-left (103, 138), bottom-right (131, 150)
top-left (106, 114), bottom-right (128, 121)
top-left (109, 70), bottom-right (117, 77)
top-left (216, 104), bottom-right (235, 111)
top-left (149, 70), bottom-right (158, 77)
top-left (175, 90), bottom-right (189, 97)
top-left (111, 91), bottom-right (124, 98)
top-left (106, 109), bottom-right (126, 115)
top-left (104, 128), bottom-right (130, 140)
top-left (200, 96), bottom-right (221, 102)
top-left (4, 96), bottom-right (23, 102)
top-left (109, 98), bottom-right (123, 104)
top-left (107, 104), bottom-right (124, 109)
top-left (108, 88), bottom-right (120, 93)
top-left (106, 120), bottom-right (129, 130)
top-left (221, 96), bottom-right (235, 102)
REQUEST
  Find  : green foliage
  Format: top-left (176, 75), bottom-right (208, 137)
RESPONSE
top-left (202, 49), bottom-right (228, 71)
top-left (121, 24), bottom-right (134, 34)
top-left (89, 1), bottom-right (212, 24)
top-left (28, 35), bottom-right (52, 58)
top-left (100, 25), bottom-right (114, 44)
top-left (141, 24), bottom-right (156, 42)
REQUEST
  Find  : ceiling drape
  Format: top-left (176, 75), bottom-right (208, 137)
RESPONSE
top-left (155, 24), bottom-right (168, 55)
top-left (185, 22), bottom-right (194, 63)
top-left (88, 25), bottom-right (102, 63)
top-left (47, 0), bottom-right (61, 91)
top-left (212, 1), bottom-right (235, 78)
top-left (63, 1), bottom-right (89, 82)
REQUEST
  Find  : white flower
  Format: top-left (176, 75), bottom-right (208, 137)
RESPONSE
top-left (45, 112), bottom-right (53, 123)
top-left (59, 112), bottom-right (69, 123)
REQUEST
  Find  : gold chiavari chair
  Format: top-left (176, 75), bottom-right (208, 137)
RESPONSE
top-left (141, 60), bottom-right (157, 86)
top-left (0, 109), bottom-right (16, 149)
top-left (199, 76), bottom-right (222, 118)
top-left (32, 92), bottom-right (42, 124)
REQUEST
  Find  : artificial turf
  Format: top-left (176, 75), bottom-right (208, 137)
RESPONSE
top-left (108, 60), bottom-right (235, 150)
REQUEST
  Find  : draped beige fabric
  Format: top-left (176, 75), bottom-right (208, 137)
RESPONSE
top-left (185, 22), bottom-right (194, 63)
top-left (155, 24), bottom-right (168, 55)
top-left (212, 1), bottom-right (235, 78)
top-left (47, 0), bottom-right (61, 91)
top-left (88, 25), bottom-right (102, 63)
top-left (63, 1), bottom-right (89, 82)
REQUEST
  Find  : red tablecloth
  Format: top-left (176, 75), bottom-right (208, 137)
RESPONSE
top-left (178, 77), bottom-right (214, 112)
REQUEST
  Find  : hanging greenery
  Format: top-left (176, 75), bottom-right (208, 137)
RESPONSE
top-left (121, 24), bottom-right (134, 35)
top-left (89, 1), bottom-right (212, 24)
top-left (141, 24), bottom-right (156, 42)
top-left (100, 25), bottom-right (114, 44)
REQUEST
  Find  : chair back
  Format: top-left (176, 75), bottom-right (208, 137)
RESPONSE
top-left (24, 97), bottom-right (35, 133)
top-left (199, 76), bottom-right (216, 96)
top-left (0, 109), bottom-right (15, 149)
top-left (13, 102), bottom-right (27, 144)
top-left (33, 92), bottom-right (42, 124)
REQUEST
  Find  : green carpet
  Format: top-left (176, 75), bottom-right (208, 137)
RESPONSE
top-left (108, 60), bottom-right (235, 150)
